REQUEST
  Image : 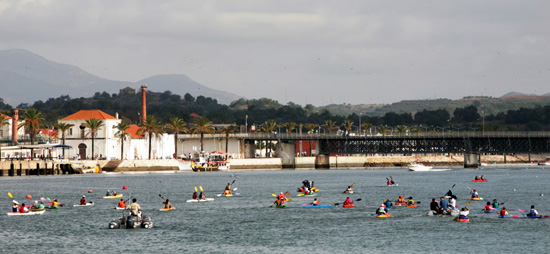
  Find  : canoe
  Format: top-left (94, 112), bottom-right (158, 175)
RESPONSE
top-left (7, 210), bottom-right (45, 216)
top-left (472, 179), bottom-right (487, 182)
top-left (470, 197), bottom-right (484, 201)
top-left (387, 184), bottom-right (399, 187)
top-left (302, 205), bottom-right (332, 208)
top-left (275, 204), bottom-right (287, 208)
top-left (297, 193), bottom-right (316, 197)
top-left (73, 202), bottom-right (94, 207)
top-left (377, 213), bottom-right (391, 218)
top-left (103, 194), bottom-right (123, 199)
top-left (186, 198), bottom-right (215, 203)
top-left (159, 207), bottom-right (175, 211)
top-left (343, 204), bottom-right (354, 208)
top-left (406, 204), bottom-right (418, 208)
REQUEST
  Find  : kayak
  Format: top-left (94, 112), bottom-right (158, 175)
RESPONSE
top-left (159, 207), bottom-right (175, 211)
top-left (114, 207), bottom-right (128, 210)
top-left (483, 209), bottom-right (494, 213)
top-left (470, 197), bottom-right (484, 201)
top-left (302, 205), bottom-right (332, 208)
top-left (472, 179), bottom-right (487, 182)
top-left (297, 193), bottom-right (316, 197)
top-left (525, 215), bottom-right (542, 219)
top-left (343, 204), bottom-right (354, 208)
top-left (216, 193), bottom-right (239, 197)
top-left (395, 202), bottom-right (407, 206)
top-left (377, 213), bottom-right (391, 218)
top-left (275, 204), bottom-right (287, 208)
top-left (298, 187), bottom-right (319, 193)
top-left (459, 218), bottom-right (469, 222)
top-left (103, 194), bottom-right (123, 199)
top-left (344, 190), bottom-right (354, 194)
top-left (406, 204), bottom-right (418, 208)
top-left (387, 184), bottom-right (399, 187)
top-left (186, 198), bottom-right (215, 203)
top-left (46, 206), bottom-right (59, 209)
top-left (73, 202), bottom-right (94, 207)
top-left (498, 215), bottom-right (509, 218)
top-left (7, 210), bottom-right (45, 216)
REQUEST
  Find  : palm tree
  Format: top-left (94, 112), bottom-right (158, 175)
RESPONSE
top-left (361, 123), bottom-right (373, 136)
top-left (282, 122), bottom-right (297, 133)
top-left (55, 122), bottom-right (74, 159)
top-left (377, 126), bottom-right (388, 136)
top-left (85, 118), bottom-right (104, 160)
top-left (18, 108), bottom-right (45, 145)
top-left (114, 121), bottom-right (131, 160)
top-left (218, 125), bottom-right (238, 154)
top-left (395, 125), bottom-right (409, 135)
top-left (165, 117), bottom-right (188, 159)
top-left (263, 120), bottom-right (277, 157)
top-left (323, 120), bottom-right (338, 134)
top-left (342, 120), bottom-right (354, 136)
top-left (138, 115), bottom-right (165, 160)
top-left (304, 123), bottom-right (318, 134)
top-left (190, 117), bottom-right (215, 152)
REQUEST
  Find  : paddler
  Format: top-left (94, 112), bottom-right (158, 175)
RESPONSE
top-left (528, 205), bottom-right (539, 217)
top-left (224, 183), bottom-right (233, 196)
top-left (430, 198), bottom-right (441, 214)
top-left (310, 198), bottom-right (320, 206)
top-left (51, 199), bottom-right (59, 208)
top-left (480, 175), bottom-right (486, 180)
top-left (105, 190), bottom-right (112, 196)
top-left (492, 199), bottom-right (499, 209)
top-left (38, 201), bottom-right (45, 209)
top-left (343, 197), bottom-right (353, 206)
top-left (407, 197), bottom-right (416, 206)
top-left (118, 199), bottom-right (126, 209)
top-left (390, 177), bottom-right (395, 185)
top-left (474, 176), bottom-right (479, 180)
top-left (20, 203), bottom-right (28, 213)
top-left (449, 196), bottom-right (457, 210)
top-left (500, 207), bottom-right (509, 217)
top-left (482, 202), bottom-right (493, 212)
top-left (445, 189), bottom-right (454, 197)
top-left (192, 192), bottom-right (198, 200)
top-left (163, 199), bottom-right (172, 209)
top-left (396, 195), bottom-right (405, 204)
top-left (376, 204), bottom-right (387, 215)
top-left (386, 178), bottom-right (392, 186)
top-left (12, 202), bottom-right (19, 212)
top-left (439, 197), bottom-right (449, 213)
top-left (345, 185), bottom-right (354, 193)
top-left (458, 207), bottom-right (470, 221)
top-left (31, 201), bottom-right (39, 209)
top-left (385, 199), bottom-right (393, 209)
top-left (470, 189), bottom-right (479, 198)
top-left (199, 192), bottom-right (207, 200)
top-left (80, 195), bottom-right (87, 205)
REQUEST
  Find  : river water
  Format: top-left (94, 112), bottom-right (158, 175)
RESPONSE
top-left (1, 166), bottom-right (549, 253)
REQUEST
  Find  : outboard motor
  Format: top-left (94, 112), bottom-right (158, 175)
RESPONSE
top-left (126, 214), bottom-right (142, 229)
top-left (108, 217), bottom-right (123, 229)
top-left (141, 216), bottom-right (153, 228)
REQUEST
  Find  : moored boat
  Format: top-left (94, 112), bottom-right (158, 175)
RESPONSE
top-left (408, 163), bottom-right (432, 171)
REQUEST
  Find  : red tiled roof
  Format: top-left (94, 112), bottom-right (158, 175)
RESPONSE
top-left (125, 124), bottom-right (144, 139)
top-left (62, 110), bottom-right (116, 120)
top-left (1, 113), bottom-right (12, 120)
top-left (38, 128), bottom-right (58, 138)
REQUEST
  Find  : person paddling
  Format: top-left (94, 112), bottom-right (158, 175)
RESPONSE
top-left (12, 202), bottom-right (18, 212)
top-left (224, 183), bottom-right (233, 196)
top-left (80, 195), bottom-right (87, 205)
top-left (38, 201), bottom-right (45, 209)
top-left (492, 199), bottom-right (499, 209)
top-left (310, 198), bottom-right (320, 206)
top-left (130, 198), bottom-right (141, 217)
top-left (482, 201), bottom-right (493, 212)
top-left (376, 204), bottom-right (387, 215)
top-left (163, 199), bottom-right (172, 209)
top-left (118, 199), bottom-right (126, 209)
top-left (385, 199), bottom-right (393, 209)
top-left (390, 177), bottom-right (395, 185)
top-left (396, 195), bottom-right (405, 204)
top-left (458, 207), bottom-right (470, 221)
top-left (471, 189), bottom-right (479, 198)
top-left (528, 205), bottom-right (539, 217)
top-left (445, 189), bottom-right (454, 197)
top-left (500, 207), bottom-right (509, 217)
top-left (430, 198), bottom-right (441, 214)
top-left (343, 197), bottom-right (353, 206)
top-left (20, 203), bottom-right (28, 213)
top-left (192, 192), bottom-right (198, 200)
top-left (439, 197), bottom-right (449, 213)
top-left (407, 197), bottom-right (416, 206)
top-left (51, 199), bottom-right (59, 208)
top-left (199, 192), bottom-right (207, 200)
top-left (449, 196), bottom-right (457, 210)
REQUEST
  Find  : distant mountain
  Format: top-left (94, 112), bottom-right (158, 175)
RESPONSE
top-left (0, 49), bottom-right (242, 106)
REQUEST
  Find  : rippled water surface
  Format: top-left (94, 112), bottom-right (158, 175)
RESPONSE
top-left (1, 166), bottom-right (550, 253)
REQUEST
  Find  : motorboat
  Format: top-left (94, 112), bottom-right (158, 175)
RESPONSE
top-left (408, 162), bottom-right (432, 171)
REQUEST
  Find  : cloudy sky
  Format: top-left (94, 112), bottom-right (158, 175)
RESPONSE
top-left (1, 0), bottom-right (549, 106)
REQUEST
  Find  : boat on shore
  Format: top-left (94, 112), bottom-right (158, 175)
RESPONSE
top-left (408, 163), bottom-right (432, 171)
top-left (538, 159), bottom-right (550, 166)
top-left (190, 152), bottom-right (230, 172)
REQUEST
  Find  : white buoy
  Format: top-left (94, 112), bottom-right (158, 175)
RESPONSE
top-left (513, 189), bottom-right (516, 191)
top-left (541, 194), bottom-right (544, 196)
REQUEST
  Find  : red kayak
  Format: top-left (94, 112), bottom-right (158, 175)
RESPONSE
top-left (472, 179), bottom-right (487, 182)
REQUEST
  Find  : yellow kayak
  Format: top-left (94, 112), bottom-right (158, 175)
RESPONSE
top-left (103, 194), bottom-right (123, 199)
top-left (159, 207), bottom-right (176, 211)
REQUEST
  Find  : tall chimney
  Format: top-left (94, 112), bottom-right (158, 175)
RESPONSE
top-left (12, 108), bottom-right (19, 143)
top-left (141, 84), bottom-right (147, 124)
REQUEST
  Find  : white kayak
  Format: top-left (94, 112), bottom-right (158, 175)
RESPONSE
top-left (114, 207), bottom-right (128, 210)
top-left (7, 210), bottom-right (45, 216)
top-left (73, 202), bottom-right (94, 207)
top-left (186, 198), bottom-right (214, 203)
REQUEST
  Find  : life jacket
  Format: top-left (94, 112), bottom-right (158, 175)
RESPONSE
top-left (387, 180), bottom-right (391, 185)
top-left (52, 201), bottom-right (59, 207)
top-left (492, 202), bottom-right (499, 209)
top-left (408, 199), bottom-right (415, 205)
top-left (312, 200), bottom-right (320, 206)
top-left (80, 198), bottom-right (86, 205)
top-left (192, 193), bottom-right (198, 199)
top-left (119, 201), bottom-right (126, 208)
top-left (500, 210), bottom-right (507, 216)
top-left (344, 199), bottom-right (352, 205)
top-left (12, 205), bottom-right (18, 212)
top-left (377, 207), bottom-right (386, 215)
top-left (20, 206), bottom-right (26, 213)
top-left (530, 209), bottom-right (537, 217)
top-left (224, 190), bottom-right (231, 195)
top-left (485, 205), bottom-right (492, 210)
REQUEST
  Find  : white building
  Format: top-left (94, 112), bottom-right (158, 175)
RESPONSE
top-left (0, 113), bottom-right (25, 142)
top-left (58, 110), bottom-right (174, 160)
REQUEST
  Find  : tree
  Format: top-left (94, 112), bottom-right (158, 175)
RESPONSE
top-left (55, 122), bottom-right (74, 159)
top-left (304, 123), bottom-right (318, 134)
top-left (85, 118), bottom-right (104, 159)
top-left (361, 123), bottom-right (372, 136)
top-left (218, 125), bottom-right (238, 154)
top-left (323, 120), bottom-right (338, 134)
top-left (138, 115), bottom-right (165, 160)
top-left (114, 121), bottom-right (131, 160)
top-left (342, 120), bottom-right (354, 136)
top-left (395, 125), bottom-right (409, 134)
top-left (453, 105), bottom-right (480, 122)
top-left (165, 117), bottom-right (188, 158)
top-left (377, 126), bottom-right (388, 136)
top-left (18, 108), bottom-right (45, 145)
top-left (190, 117), bottom-right (215, 152)
top-left (262, 120), bottom-right (277, 157)
top-left (282, 122), bottom-right (297, 133)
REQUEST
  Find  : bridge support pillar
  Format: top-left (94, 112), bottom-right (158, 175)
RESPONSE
top-left (315, 154), bottom-right (330, 169)
top-left (464, 153), bottom-right (479, 168)
top-left (277, 141), bottom-right (296, 169)
top-left (243, 140), bottom-right (256, 158)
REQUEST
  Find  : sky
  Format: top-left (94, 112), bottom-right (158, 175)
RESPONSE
top-left (1, 0), bottom-right (549, 106)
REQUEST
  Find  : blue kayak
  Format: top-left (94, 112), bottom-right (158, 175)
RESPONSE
top-left (387, 184), bottom-right (399, 187)
top-left (483, 209), bottom-right (493, 213)
top-left (498, 215), bottom-right (509, 218)
top-left (524, 214), bottom-right (542, 219)
top-left (302, 205), bottom-right (332, 208)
